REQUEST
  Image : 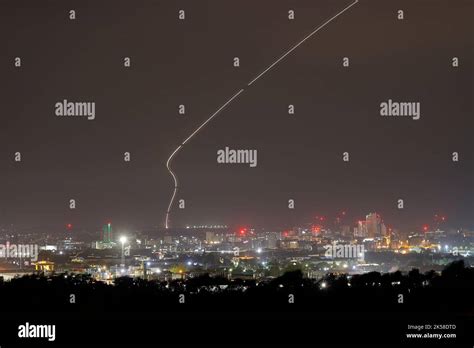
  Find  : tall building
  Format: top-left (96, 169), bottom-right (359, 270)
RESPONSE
top-left (341, 225), bottom-right (351, 238)
top-left (381, 223), bottom-right (387, 237)
top-left (366, 213), bottom-right (382, 238)
top-left (102, 223), bottom-right (113, 243)
top-left (354, 220), bottom-right (368, 238)
top-left (94, 223), bottom-right (115, 249)
top-left (266, 232), bottom-right (278, 249)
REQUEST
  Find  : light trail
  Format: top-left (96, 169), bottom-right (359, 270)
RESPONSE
top-left (165, 89), bottom-right (244, 228)
top-left (164, 0), bottom-right (359, 229)
top-left (247, 0), bottom-right (359, 86)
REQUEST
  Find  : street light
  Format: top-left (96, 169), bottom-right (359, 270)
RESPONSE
top-left (119, 236), bottom-right (127, 267)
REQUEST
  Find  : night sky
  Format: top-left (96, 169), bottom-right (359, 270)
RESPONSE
top-left (0, 0), bottom-right (472, 233)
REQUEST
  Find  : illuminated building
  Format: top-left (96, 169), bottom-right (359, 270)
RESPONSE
top-left (102, 222), bottom-right (113, 243)
top-left (205, 231), bottom-right (223, 244)
top-left (205, 231), bottom-right (215, 243)
top-left (381, 223), bottom-right (388, 237)
top-left (33, 260), bottom-right (55, 272)
top-left (266, 233), bottom-right (278, 249)
top-left (93, 223), bottom-right (115, 249)
top-left (341, 225), bottom-right (351, 238)
top-left (280, 240), bottom-right (299, 249)
top-left (354, 220), bottom-right (367, 238)
top-left (366, 213), bottom-right (381, 238)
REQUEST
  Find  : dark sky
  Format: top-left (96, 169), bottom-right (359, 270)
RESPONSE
top-left (0, 0), bottom-right (472, 234)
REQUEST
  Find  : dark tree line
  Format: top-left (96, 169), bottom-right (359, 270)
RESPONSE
top-left (0, 260), bottom-right (472, 314)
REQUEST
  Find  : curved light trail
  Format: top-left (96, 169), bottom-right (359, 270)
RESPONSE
top-left (165, 0), bottom-right (359, 229)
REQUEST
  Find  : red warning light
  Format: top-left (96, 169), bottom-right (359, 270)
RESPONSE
top-left (423, 225), bottom-right (429, 232)
top-left (66, 223), bottom-right (73, 230)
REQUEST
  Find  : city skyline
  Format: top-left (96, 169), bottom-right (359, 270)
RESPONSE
top-left (0, 208), bottom-right (466, 237)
